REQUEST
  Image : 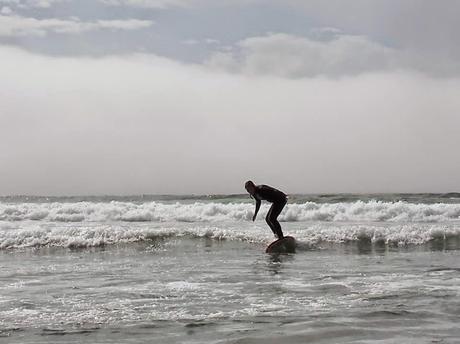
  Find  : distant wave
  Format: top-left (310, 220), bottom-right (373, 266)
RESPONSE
top-left (2, 192), bottom-right (460, 204)
top-left (1, 200), bottom-right (460, 223)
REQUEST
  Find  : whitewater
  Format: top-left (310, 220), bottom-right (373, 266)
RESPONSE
top-left (1, 195), bottom-right (460, 249)
top-left (2, 198), bottom-right (460, 223)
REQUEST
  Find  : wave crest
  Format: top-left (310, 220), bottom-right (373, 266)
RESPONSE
top-left (1, 200), bottom-right (460, 223)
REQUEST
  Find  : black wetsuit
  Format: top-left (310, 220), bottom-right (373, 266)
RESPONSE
top-left (253, 185), bottom-right (287, 239)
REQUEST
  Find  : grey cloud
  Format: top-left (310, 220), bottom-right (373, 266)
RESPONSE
top-left (0, 6), bottom-right (12, 14)
top-left (206, 32), bottom-right (460, 78)
top-left (98, 0), bottom-right (259, 9)
top-left (99, 0), bottom-right (188, 8)
top-left (0, 0), bottom-right (68, 9)
top-left (2, 0), bottom-right (459, 77)
top-left (206, 33), bottom-right (397, 77)
top-left (283, 0), bottom-right (460, 71)
top-left (0, 14), bottom-right (153, 36)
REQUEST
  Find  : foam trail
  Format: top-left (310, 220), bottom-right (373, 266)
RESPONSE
top-left (1, 200), bottom-right (460, 223)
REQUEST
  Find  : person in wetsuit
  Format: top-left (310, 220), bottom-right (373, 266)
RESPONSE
top-left (245, 181), bottom-right (287, 239)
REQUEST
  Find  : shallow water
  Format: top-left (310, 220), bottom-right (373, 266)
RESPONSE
top-left (1, 236), bottom-right (459, 344)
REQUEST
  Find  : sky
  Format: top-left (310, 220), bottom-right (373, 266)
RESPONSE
top-left (1, 0), bottom-right (460, 195)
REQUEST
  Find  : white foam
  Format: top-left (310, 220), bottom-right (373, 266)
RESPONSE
top-left (1, 200), bottom-right (460, 223)
top-left (0, 222), bottom-right (263, 249)
top-left (0, 220), bottom-right (459, 249)
top-left (288, 223), bottom-right (460, 247)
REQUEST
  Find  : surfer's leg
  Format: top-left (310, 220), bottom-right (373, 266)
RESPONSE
top-left (269, 200), bottom-right (286, 239)
top-left (265, 204), bottom-right (278, 237)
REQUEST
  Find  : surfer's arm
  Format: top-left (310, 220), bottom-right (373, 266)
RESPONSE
top-left (253, 199), bottom-right (261, 221)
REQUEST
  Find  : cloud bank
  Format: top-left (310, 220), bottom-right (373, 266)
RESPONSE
top-left (1, 45), bottom-right (459, 195)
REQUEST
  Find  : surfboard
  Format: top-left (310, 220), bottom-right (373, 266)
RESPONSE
top-left (265, 236), bottom-right (296, 254)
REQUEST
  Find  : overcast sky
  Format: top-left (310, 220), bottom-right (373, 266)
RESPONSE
top-left (1, 0), bottom-right (459, 195)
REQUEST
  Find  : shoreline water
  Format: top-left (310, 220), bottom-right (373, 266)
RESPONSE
top-left (1, 238), bottom-right (459, 343)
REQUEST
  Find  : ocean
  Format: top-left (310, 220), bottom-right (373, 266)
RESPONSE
top-left (1, 194), bottom-right (459, 343)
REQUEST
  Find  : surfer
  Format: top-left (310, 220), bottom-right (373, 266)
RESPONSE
top-left (245, 181), bottom-right (287, 239)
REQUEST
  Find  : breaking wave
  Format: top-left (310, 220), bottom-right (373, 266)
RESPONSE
top-left (1, 200), bottom-right (460, 223)
top-left (1, 222), bottom-right (459, 250)
top-left (1, 200), bottom-right (460, 249)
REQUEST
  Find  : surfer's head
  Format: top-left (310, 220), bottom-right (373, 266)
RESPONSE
top-left (245, 180), bottom-right (256, 195)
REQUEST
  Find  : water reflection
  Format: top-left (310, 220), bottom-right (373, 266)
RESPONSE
top-left (264, 253), bottom-right (295, 276)
top-left (429, 236), bottom-right (460, 251)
